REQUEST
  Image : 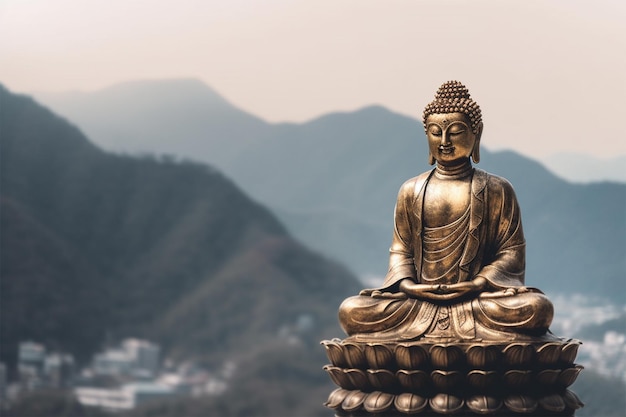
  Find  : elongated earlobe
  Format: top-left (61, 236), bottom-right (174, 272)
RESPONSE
top-left (471, 145), bottom-right (480, 164)
top-left (471, 122), bottom-right (483, 164)
top-left (428, 153), bottom-right (436, 165)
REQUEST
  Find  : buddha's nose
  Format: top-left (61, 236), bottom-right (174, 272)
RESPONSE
top-left (440, 133), bottom-right (451, 146)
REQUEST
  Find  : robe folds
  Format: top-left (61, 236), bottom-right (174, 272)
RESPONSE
top-left (339, 168), bottom-right (554, 341)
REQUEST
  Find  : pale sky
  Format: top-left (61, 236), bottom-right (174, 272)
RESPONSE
top-left (1, 0), bottom-right (624, 159)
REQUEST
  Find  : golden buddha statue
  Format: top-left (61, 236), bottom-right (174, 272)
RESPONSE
top-left (322, 81), bottom-right (583, 416)
top-left (339, 81), bottom-right (554, 342)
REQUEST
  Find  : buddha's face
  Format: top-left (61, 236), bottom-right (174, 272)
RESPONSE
top-left (426, 112), bottom-right (481, 166)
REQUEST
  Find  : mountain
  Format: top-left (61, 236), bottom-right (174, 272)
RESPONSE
top-left (540, 152), bottom-right (626, 183)
top-left (0, 85), bottom-right (361, 414)
top-left (33, 79), bottom-right (626, 303)
top-left (32, 79), bottom-right (273, 171)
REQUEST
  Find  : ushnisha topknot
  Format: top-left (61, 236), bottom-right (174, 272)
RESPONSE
top-left (423, 80), bottom-right (483, 133)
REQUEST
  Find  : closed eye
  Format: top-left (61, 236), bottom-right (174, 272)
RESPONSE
top-left (429, 127), bottom-right (442, 136)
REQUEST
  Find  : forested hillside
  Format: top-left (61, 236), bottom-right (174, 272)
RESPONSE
top-left (0, 85), bottom-right (360, 414)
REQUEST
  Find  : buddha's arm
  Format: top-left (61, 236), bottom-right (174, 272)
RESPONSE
top-left (358, 181), bottom-right (419, 299)
top-left (375, 178), bottom-right (421, 292)
top-left (475, 177), bottom-right (526, 290)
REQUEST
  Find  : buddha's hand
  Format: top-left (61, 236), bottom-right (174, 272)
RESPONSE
top-left (438, 277), bottom-right (488, 294)
top-left (479, 286), bottom-right (529, 299)
top-left (371, 290), bottom-right (408, 300)
top-left (398, 278), bottom-right (487, 301)
top-left (359, 288), bottom-right (408, 299)
top-left (398, 280), bottom-right (452, 300)
top-left (424, 283), bottom-right (475, 300)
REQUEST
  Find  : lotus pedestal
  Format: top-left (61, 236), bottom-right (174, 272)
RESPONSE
top-left (321, 338), bottom-right (583, 416)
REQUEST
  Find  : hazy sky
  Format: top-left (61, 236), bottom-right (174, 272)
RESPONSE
top-left (1, 0), bottom-right (624, 159)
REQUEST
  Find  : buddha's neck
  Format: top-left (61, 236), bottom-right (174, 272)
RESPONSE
top-left (434, 159), bottom-right (473, 180)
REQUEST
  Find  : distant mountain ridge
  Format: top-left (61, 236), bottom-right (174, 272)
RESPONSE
top-left (34, 79), bottom-right (272, 171)
top-left (32, 80), bottom-right (626, 184)
top-left (540, 152), bottom-right (626, 183)
top-left (32, 79), bottom-right (626, 303)
top-left (0, 84), bottom-right (360, 414)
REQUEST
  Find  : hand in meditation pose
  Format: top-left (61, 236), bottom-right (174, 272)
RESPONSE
top-left (339, 81), bottom-right (554, 341)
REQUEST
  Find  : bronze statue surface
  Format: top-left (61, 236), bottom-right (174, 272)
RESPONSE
top-left (322, 81), bottom-right (583, 416)
top-left (338, 82), bottom-right (553, 342)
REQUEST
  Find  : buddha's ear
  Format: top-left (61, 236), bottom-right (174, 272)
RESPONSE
top-left (428, 152), bottom-right (436, 165)
top-left (471, 122), bottom-right (483, 164)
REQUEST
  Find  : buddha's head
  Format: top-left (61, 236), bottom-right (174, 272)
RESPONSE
top-left (423, 81), bottom-right (483, 166)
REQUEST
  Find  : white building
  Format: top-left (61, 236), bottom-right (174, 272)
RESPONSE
top-left (75, 382), bottom-right (175, 411)
top-left (18, 341), bottom-right (45, 390)
top-left (44, 353), bottom-right (75, 388)
top-left (93, 349), bottom-right (134, 376)
top-left (122, 339), bottom-right (160, 378)
top-left (92, 339), bottom-right (161, 379)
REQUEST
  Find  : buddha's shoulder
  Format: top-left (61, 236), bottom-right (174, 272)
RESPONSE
top-left (397, 170), bottom-right (433, 197)
top-left (476, 168), bottom-right (517, 194)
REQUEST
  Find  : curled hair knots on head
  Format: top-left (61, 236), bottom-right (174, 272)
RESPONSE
top-left (422, 80), bottom-right (482, 133)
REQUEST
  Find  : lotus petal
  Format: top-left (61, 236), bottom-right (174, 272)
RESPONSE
top-left (429, 393), bottom-right (464, 414)
top-left (536, 342), bottom-right (562, 366)
top-left (396, 369), bottom-right (430, 391)
top-left (504, 394), bottom-right (537, 413)
top-left (363, 391), bottom-right (394, 413)
top-left (343, 342), bottom-right (367, 368)
top-left (431, 370), bottom-right (463, 392)
top-left (503, 370), bottom-right (532, 388)
top-left (466, 344), bottom-right (501, 368)
top-left (537, 369), bottom-right (560, 386)
top-left (324, 365), bottom-right (354, 389)
top-left (321, 340), bottom-right (348, 368)
top-left (430, 344), bottom-right (464, 369)
top-left (539, 393), bottom-right (565, 412)
top-left (503, 343), bottom-right (534, 366)
top-left (395, 343), bottom-right (429, 369)
top-left (341, 389), bottom-right (367, 412)
top-left (563, 389), bottom-right (584, 410)
top-left (324, 388), bottom-right (351, 409)
top-left (394, 393), bottom-right (428, 414)
top-left (366, 369), bottom-right (396, 390)
top-left (467, 370), bottom-right (500, 390)
top-left (560, 341), bottom-right (581, 364)
top-left (466, 395), bottom-right (502, 414)
top-left (345, 368), bottom-right (370, 390)
top-left (558, 365), bottom-right (583, 388)
top-left (364, 343), bottom-right (394, 369)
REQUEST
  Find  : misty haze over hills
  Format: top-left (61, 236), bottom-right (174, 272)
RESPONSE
top-left (33, 80), bottom-right (626, 184)
top-left (1, 84), bottom-right (361, 415)
top-left (2, 82), bottom-right (625, 416)
top-left (540, 152), bottom-right (626, 183)
top-left (33, 79), bottom-right (272, 172)
top-left (33, 79), bottom-right (626, 303)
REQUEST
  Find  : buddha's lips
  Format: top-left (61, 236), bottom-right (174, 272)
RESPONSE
top-left (439, 146), bottom-right (454, 154)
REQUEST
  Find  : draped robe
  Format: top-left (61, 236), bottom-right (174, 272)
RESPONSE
top-left (339, 168), bottom-right (554, 341)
